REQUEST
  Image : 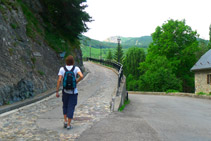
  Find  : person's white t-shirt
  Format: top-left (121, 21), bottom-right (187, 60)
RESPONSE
top-left (58, 65), bottom-right (81, 94)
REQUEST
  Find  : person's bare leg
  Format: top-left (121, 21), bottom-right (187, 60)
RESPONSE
top-left (67, 118), bottom-right (72, 126)
top-left (64, 115), bottom-right (68, 122)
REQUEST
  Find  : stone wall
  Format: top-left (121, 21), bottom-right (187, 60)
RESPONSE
top-left (194, 70), bottom-right (211, 94)
top-left (0, 0), bottom-right (83, 105)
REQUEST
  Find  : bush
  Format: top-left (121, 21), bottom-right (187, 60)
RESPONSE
top-left (166, 89), bottom-right (179, 94)
top-left (197, 92), bottom-right (207, 95)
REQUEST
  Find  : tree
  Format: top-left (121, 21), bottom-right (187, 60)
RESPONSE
top-left (196, 39), bottom-right (210, 59)
top-left (139, 55), bottom-right (182, 92)
top-left (140, 19), bottom-right (199, 92)
top-left (208, 24), bottom-right (211, 50)
top-left (106, 50), bottom-right (113, 60)
top-left (123, 47), bottom-right (145, 77)
top-left (209, 24), bottom-right (211, 41)
top-left (114, 41), bottom-right (124, 63)
top-left (41, 0), bottom-right (92, 40)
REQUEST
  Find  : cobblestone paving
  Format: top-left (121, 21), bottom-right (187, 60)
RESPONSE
top-left (0, 62), bottom-right (117, 141)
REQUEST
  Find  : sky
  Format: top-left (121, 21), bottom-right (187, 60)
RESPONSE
top-left (83, 0), bottom-right (211, 41)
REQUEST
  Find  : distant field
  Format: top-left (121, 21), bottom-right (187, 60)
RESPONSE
top-left (81, 45), bottom-right (147, 59)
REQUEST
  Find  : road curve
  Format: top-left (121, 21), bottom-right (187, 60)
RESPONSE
top-left (0, 62), bottom-right (118, 140)
top-left (78, 94), bottom-right (211, 141)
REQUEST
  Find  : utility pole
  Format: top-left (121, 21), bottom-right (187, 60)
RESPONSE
top-left (117, 37), bottom-right (121, 47)
top-left (89, 45), bottom-right (91, 58)
top-left (100, 44), bottom-right (102, 60)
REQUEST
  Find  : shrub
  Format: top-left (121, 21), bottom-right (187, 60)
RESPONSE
top-left (166, 89), bottom-right (180, 94)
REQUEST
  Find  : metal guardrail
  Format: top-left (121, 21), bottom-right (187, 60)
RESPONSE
top-left (85, 57), bottom-right (124, 92)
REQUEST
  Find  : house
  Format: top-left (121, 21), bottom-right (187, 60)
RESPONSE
top-left (191, 49), bottom-right (211, 94)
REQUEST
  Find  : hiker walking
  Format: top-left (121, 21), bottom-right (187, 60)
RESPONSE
top-left (56, 55), bottom-right (83, 130)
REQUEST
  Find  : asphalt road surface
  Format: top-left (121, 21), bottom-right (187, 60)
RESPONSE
top-left (77, 94), bottom-right (211, 141)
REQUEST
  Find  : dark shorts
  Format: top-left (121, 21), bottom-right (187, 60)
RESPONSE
top-left (62, 90), bottom-right (78, 119)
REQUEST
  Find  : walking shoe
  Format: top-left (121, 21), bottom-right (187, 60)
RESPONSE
top-left (64, 122), bottom-right (67, 128)
top-left (67, 125), bottom-right (73, 130)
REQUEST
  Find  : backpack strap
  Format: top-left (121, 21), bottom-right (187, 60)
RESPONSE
top-left (71, 66), bottom-right (75, 72)
top-left (64, 66), bottom-right (68, 72)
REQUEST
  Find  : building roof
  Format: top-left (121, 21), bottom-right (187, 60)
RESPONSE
top-left (191, 49), bottom-right (211, 71)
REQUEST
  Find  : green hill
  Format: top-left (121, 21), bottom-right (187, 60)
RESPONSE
top-left (80, 35), bottom-right (209, 59)
top-left (120, 36), bottom-right (152, 48)
top-left (80, 35), bottom-right (150, 59)
top-left (80, 35), bottom-right (153, 49)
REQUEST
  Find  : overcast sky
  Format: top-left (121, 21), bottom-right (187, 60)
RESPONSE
top-left (83, 0), bottom-right (211, 41)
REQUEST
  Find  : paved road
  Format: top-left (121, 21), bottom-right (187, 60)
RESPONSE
top-left (0, 62), bottom-right (117, 140)
top-left (78, 94), bottom-right (211, 141)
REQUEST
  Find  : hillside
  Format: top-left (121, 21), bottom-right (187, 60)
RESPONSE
top-left (0, 0), bottom-right (84, 105)
top-left (104, 36), bottom-right (153, 48)
top-left (80, 35), bottom-right (152, 50)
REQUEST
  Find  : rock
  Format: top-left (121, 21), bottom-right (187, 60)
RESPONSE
top-left (0, 0), bottom-right (84, 106)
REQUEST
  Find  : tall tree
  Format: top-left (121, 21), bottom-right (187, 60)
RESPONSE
top-left (209, 24), bottom-right (211, 41)
top-left (139, 55), bottom-right (182, 92)
top-left (208, 24), bottom-right (211, 50)
top-left (123, 47), bottom-right (145, 77)
top-left (41, 0), bottom-right (92, 40)
top-left (140, 19), bottom-right (199, 92)
top-left (106, 50), bottom-right (113, 60)
top-left (114, 40), bottom-right (124, 63)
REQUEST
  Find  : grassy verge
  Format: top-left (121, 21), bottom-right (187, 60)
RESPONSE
top-left (119, 99), bottom-right (130, 111)
top-left (17, 0), bottom-right (80, 57)
top-left (196, 92), bottom-right (211, 96)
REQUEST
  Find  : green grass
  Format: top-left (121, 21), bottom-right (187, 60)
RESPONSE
top-left (17, 0), bottom-right (43, 38)
top-left (10, 23), bottom-right (18, 29)
top-left (17, 0), bottom-right (73, 55)
top-left (0, 4), bottom-right (6, 14)
top-left (31, 57), bottom-right (36, 64)
top-left (38, 70), bottom-right (45, 76)
top-left (8, 48), bottom-right (14, 56)
top-left (166, 89), bottom-right (180, 94)
top-left (196, 92), bottom-right (211, 96)
top-left (119, 99), bottom-right (130, 111)
top-left (81, 45), bottom-right (148, 60)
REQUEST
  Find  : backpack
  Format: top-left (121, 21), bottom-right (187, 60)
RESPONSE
top-left (63, 66), bottom-right (76, 92)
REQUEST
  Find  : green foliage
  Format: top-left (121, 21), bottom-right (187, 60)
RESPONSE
top-left (8, 48), bottom-right (14, 56)
top-left (166, 89), bottom-right (179, 93)
top-left (114, 42), bottom-right (124, 63)
top-left (120, 36), bottom-right (152, 48)
top-left (209, 24), bottom-right (211, 42)
top-left (139, 55), bottom-right (182, 92)
top-left (17, 0), bottom-right (81, 55)
top-left (81, 45), bottom-right (114, 59)
top-left (126, 74), bottom-right (140, 91)
top-left (80, 35), bottom-right (119, 49)
top-left (196, 92), bottom-right (211, 96)
top-left (80, 35), bottom-right (152, 49)
top-left (197, 92), bottom-right (207, 95)
top-left (0, 3), bottom-right (6, 14)
top-left (1, 0), bottom-right (15, 11)
top-left (44, 25), bottom-right (68, 53)
top-left (119, 99), bottom-right (130, 111)
top-left (17, 0), bottom-right (43, 38)
top-left (196, 39), bottom-right (210, 60)
top-left (40, 0), bottom-right (92, 40)
top-left (106, 50), bottom-right (113, 60)
top-left (10, 23), bottom-right (18, 29)
top-left (31, 57), bottom-right (36, 64)
top-left (38, 70), bottom-right (45, 76)
top-left (123, 47), bottom-right (145, 78)
top-left (142, 19), bottom-right (199, 92)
